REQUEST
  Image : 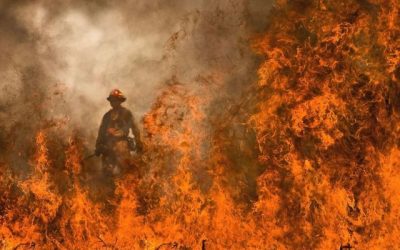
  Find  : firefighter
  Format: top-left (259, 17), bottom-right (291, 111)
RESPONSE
top-left (95, 89), bottom-right (143, 176)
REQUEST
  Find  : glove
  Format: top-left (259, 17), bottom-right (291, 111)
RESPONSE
top-left (135, 141), bottom-right (143, 153)
top-left (95, 148), bottom-right (102, 156)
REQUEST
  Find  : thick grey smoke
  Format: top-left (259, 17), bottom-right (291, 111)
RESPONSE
top-left (0, 0), bottom-right (273, 165)
top-left (0, 1), bottom-right (276, 241)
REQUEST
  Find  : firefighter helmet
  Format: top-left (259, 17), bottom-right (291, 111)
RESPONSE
top-left (107, 89), bottom-right (126, 102)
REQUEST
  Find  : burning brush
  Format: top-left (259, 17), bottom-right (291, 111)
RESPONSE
top-left (0, 0), bottom-right (399, 249)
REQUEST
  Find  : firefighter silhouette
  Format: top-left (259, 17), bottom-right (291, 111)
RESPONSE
top-left (95, 89), bottom-right (143, 176)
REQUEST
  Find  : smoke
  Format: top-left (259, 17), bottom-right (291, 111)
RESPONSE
top-left (2, 1), bottom-right (400, 248)
top-left (0, 0), bottom-right (273, 147)
top-left (0, 2), bottom-right (277, 245)
top-left (0, 0), bottom-right (276, 206)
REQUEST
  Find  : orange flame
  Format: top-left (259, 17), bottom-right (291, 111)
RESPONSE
top-left (1, 0), bottom-right (400, 249)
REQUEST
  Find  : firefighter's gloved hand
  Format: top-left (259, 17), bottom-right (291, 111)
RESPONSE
top-left (95, 148), bottom-right (102, 156)
top-left (135, 142), bottom-right (143, 153)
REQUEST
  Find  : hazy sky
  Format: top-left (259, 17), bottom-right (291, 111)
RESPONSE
top-left (0, 0), bottom-right (274, 145)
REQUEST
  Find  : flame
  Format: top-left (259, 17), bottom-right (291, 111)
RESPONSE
top-left (1, 0), bottom-right (400, 249)
top-left (250, 0), bottom-right (400, 248)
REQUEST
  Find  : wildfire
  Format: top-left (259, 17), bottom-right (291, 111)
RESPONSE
top-left (1, 0), bottom-right (400, 249)
top-left (251, 0), bottom-right (400, 248)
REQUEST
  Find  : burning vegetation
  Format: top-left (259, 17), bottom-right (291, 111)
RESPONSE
top-left (1, 0), bottom-right (400, 249)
